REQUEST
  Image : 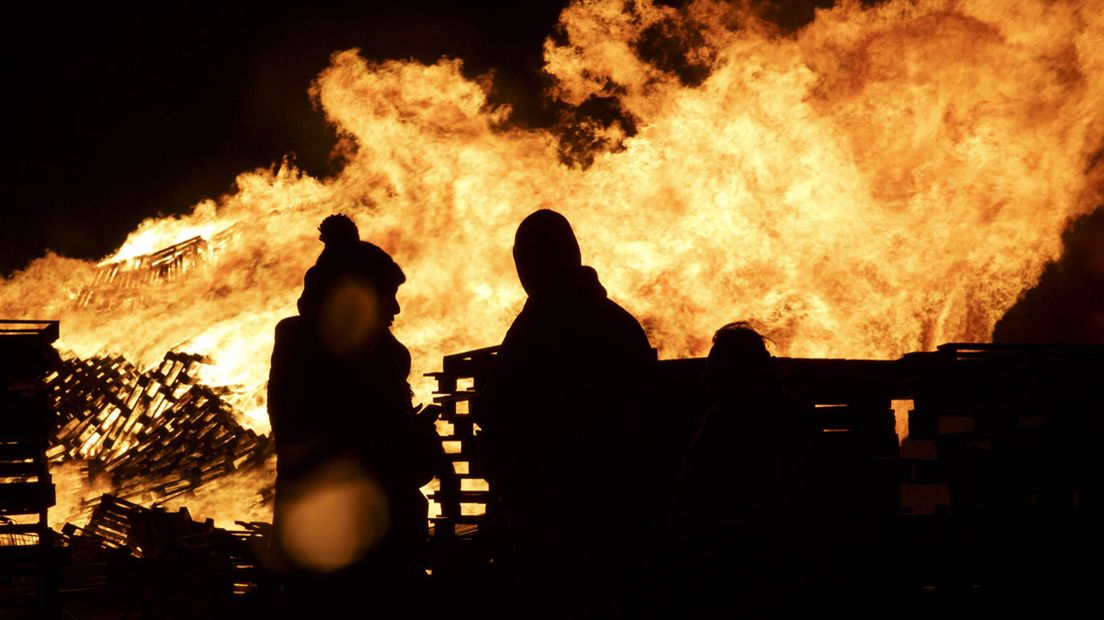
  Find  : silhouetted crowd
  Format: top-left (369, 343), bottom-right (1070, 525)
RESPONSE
top-left (266, 211), bottom-right (823, 618)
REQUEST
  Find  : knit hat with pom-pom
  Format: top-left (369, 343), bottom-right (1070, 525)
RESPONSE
top-left (296, 214), bottom-right (406, 318)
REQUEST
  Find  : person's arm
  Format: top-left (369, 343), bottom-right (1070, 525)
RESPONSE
top-left (267, 318), bottom-right (318, 479)
top-left (267, 319), bottom-right (295, 447)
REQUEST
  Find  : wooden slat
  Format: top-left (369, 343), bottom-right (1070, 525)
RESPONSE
top-left (0, 482), bottom-right (55, 514)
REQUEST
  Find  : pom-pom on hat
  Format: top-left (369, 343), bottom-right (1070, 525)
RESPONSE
top-left (318, 214), bottom-right (360, 248)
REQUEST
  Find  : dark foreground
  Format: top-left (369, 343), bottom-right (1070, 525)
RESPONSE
top-left (3, 330), bottom-right (1101, 618)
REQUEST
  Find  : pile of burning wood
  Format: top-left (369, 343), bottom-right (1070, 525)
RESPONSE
top-left (45, 350), bottom-right (273, 507)
top-left (74, 228), bottom-right (235, 309)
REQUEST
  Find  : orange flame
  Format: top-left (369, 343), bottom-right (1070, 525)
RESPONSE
top-left (2, 0), bottom-right (1102, 524)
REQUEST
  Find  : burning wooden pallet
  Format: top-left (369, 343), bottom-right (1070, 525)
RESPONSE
top-left (74, 227), bottom-right (237, 309)
top-left (75, 236), bottom-right (208, 308)
top-left (46, 350), bottom-right (273, 506)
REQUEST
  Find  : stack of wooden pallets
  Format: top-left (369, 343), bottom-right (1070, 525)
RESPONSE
top-left (422, 346), bottom-right (505, 587)
top-left (899, 343), bottom-right (1102, 515)
top-left (0, 320), bottom-right (61, 615)
top-left (46, 350), bottom-right (273, 506)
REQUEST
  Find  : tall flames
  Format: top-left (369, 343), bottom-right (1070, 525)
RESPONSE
top-left (2, 0), bottom-right (1103, 524)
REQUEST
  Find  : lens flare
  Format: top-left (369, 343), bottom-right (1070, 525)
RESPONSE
top-left (275, 459), bottom-right (390, 573)
top-left (319, 278), bottom-right (385, 356)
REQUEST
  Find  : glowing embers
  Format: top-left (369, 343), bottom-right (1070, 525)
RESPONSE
top-left (274, 459), bottom-right (389, 573)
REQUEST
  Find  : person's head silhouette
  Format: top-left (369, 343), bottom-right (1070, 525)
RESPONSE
top-left (512, 209), bottom-right (583, 297)
top-left (706, 322), bottom-right (777, 404)
top-left (298, 215), bottom-right (405, 355)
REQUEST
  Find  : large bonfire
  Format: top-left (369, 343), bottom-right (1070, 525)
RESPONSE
top-left (2, 0), bottom-right (1102, 526)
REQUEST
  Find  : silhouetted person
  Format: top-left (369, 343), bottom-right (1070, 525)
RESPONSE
top-left (671, 323), bottom-right (819, 617)
top-left (267, 215), bottom-right (440, 613)
top-left (477, 209), bottom-right (657, 617)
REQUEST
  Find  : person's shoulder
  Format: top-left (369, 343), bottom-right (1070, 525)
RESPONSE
top-left (600, 297), bottom-right (651, 344)
top-left (499, 301), bottom-right (539, 345)
top-left (274, 316), bottom-right (307, 341)
top-left (606, 298), bottom-right (644, 324)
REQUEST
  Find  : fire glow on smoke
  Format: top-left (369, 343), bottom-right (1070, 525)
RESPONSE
top-left (2, 0), bottom-right (1103, 524)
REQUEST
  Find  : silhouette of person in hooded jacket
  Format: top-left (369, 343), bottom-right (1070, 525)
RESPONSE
top-left (671, 322), bottom-right (819, 616)
top-left (477, 209), bottom-right (657, 617)
top-left (267, 215), bottom-right (439, 611)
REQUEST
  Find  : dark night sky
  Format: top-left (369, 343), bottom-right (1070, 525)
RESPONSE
top-left (1, 0), bottom-right (570, 275)
top-left (1, 0), bottom-right (1099, 343)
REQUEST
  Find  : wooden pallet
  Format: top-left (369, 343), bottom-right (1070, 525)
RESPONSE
top-left (47, 350), bottom-right (273, 506)
top-left (74, 228), bottom-right (237, 309)
top-left (60, 494), bottom-right (272, 600)
top-left (0, 320), bottom-right (60, 611)
top-left (424, 347), bottom-right (500, 539)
